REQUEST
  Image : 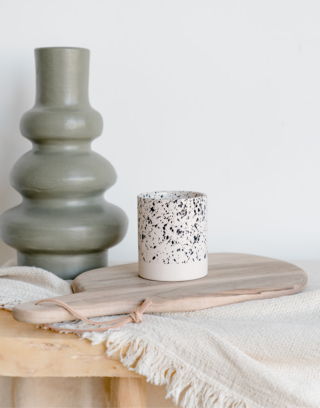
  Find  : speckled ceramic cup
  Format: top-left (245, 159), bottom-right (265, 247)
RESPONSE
top-left (138, 191), bottom-right (207, 281)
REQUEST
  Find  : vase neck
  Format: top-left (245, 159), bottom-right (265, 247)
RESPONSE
top-left (35, 47), bottom-right (90, 107)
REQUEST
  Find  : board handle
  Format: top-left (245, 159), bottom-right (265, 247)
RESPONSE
top-left (36, 298), bottom-right (152, 333)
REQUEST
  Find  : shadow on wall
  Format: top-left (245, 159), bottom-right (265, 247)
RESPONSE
top-left (0, 53), bottom-right (32, 266)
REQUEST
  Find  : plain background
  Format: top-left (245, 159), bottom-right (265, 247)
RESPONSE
top-left (0, 0), bottom-right (320, 266)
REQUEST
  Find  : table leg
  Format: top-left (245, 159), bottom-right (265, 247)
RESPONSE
top-left (110, 377), bottom-right (147, 408)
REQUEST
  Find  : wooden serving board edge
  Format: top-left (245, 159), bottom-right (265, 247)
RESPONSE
top-left (12, 269), bottom-right (308, 324)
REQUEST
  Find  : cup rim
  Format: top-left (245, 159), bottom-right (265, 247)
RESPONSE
top-left (137, 191), bottom-right (206, 201)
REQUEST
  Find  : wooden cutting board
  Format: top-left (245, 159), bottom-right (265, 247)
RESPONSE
top-left (12, 253), bottom-right (308, 324)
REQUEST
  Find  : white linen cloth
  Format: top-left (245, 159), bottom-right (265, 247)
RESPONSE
top-left (0, 258), bottom-right (72, 309)
top-left (1, 259), bottom-right (320, 408)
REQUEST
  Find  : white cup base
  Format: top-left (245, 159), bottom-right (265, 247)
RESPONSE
top-left (139, 257), bottom-right (208, 282)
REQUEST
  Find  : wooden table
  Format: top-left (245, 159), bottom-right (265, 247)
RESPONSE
top-left (0, 310), bottom-right (147, 407)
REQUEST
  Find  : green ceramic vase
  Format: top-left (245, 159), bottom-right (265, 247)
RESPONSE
top-left (0, 47), bottom-right (128, 279)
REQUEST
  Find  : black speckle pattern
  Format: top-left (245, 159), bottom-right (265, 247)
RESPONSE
top-left (138, 191), bottom-right (207, 265)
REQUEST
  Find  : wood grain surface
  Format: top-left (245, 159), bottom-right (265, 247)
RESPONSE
top-left (0, 309), bottom-right (141, 378)
top-left (12, 253), bottom-right (308, 325)
top-left (110, 377), bottom-right (147, 408)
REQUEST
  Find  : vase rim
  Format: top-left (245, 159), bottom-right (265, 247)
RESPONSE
top-left (35, 46), bottom-right (89, 52)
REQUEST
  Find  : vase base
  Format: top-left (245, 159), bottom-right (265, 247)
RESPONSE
top-left (17, 251), bottom-right (108, 280)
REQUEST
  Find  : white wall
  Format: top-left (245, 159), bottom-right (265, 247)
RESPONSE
top-left (0, 0), bottom-right (320, 266)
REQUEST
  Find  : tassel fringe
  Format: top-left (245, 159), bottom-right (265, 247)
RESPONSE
top-left (103, 331), bottom-right (247, 408)
top-left (0, 297), bottom-right (22, 311)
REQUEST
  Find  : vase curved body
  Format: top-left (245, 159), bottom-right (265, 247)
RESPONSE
top-left (0, 47), bottom-right (128, 279)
